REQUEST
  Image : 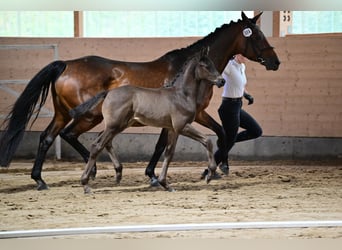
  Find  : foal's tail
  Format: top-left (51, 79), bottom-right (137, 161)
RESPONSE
top-left (69, 91), bottom-right (108, 120)
top-left (0, 60), bottom-right (66, 167)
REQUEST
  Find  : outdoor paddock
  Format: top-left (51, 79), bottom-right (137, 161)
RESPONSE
top-left (0, 160), bottom-right (341, 239)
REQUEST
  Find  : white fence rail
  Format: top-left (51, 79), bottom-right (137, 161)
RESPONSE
top-left (1, 220), bottom-right (341, 239)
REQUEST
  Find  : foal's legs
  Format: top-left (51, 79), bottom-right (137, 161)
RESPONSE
top-left (81, 128), bottom-right (117, 193)
top-left (145, 110), bottom-right (228, 185)
top-left (105, 142), bottom-right (123, 184)
top-left (180, 123), bottom-right (217, 183)
top-left (157, 130), bottom-right (178, 191)
top-left (194, 110), bottom-right (228, 171)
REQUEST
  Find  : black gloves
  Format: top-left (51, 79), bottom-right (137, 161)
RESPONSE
top-left (243, 92), bottom-right (254, 105)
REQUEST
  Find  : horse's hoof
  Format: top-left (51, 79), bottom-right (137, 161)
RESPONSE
top-left (83, 185), bottom-right (92, 194)
top-left (150, 177), bottom-right (160, 187)
top-left (211, 171), bottom-right (222, 180)
top-left (219, 164), bottom-right (229, 175)
top-left (167, 187), bottom-right (176, 192)
top-left (36, 180), bottom-right (49, 191)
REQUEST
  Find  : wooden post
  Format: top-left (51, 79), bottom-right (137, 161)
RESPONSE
top-left (74, 11), bottom-right (83, 37)
top-left (273, 11), bottom-right (292, 37)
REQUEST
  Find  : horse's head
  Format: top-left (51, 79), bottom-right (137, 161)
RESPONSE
top-left (238, 12), bottom-right (280, 71)
top-left (195, 47), bottom-right (225, 88)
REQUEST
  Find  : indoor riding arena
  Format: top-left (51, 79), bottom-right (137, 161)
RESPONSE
top-left (0, 10), bottom-right (341, 241)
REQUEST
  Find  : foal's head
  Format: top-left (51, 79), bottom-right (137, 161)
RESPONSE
top-left (194, 47), bottom-right (225, 88)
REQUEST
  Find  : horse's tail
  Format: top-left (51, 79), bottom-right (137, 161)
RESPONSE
top-left (69, 91), bottom-right (108, 120)
top-left (0, 60), bottom-right (66, 167)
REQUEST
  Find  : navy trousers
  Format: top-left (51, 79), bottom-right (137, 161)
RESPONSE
top-left (214, 98), bottom-right (262, 165)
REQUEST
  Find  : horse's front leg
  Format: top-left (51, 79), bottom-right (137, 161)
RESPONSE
top-left (158, 131), bottom-right (178, 192)
top-left (180, 124), bottom-right (217, 183)
top-left (145, 128), bottom-right (168, 186)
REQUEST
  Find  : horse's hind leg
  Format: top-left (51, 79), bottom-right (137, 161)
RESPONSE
top-left (145, 128), bottom-right (168, 186)
top-left (31, 116), bottom-right (70, 190)
top-left (105, 142), bottom-right (123, 184)
top-left (59, 117), bottom-right (103, 180)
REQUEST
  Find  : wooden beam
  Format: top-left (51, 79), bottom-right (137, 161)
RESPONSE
top-left (273, 11), bottom-right (280, 37)
top-left (74, 11), bottom-right (83, 37)
top-left (273, 11), bottom-right (292, 37)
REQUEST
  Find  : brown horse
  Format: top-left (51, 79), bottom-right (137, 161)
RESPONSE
top-left (0, 12), bottom-right (280, 190)
top-left (70, 48), bottom-right (225, 192)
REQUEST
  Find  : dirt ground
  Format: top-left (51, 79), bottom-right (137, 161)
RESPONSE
top-left (0, 160), bottom-right (341, 239)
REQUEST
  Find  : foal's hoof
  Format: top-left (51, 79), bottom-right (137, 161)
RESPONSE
top-left (83, 185), bottom-right (92, 194)
top-left (36, 180), bottom-right (49, 191)
top-left (201, 169), bottom-right (221, 181)
top-left (115, 173), bottom-right (122, 184)
top-left (162, 183), bottom-right (175, 192)
top-left (150, 177), bottom-right (160, 187)
top-left (201, 169), bottom-right (212, 184)
top-left (158, 181), bottom-right (174, 192)
top-left (167, 187), bottom-right (176, 192)
top-left (89, 166), bottom-right (97, 180)
top-left (200, 169), bottom-right (209, 180)
top-left (205, 173), bottom-right (212, 184)
top-left (115, 166), bottom-right (123, 184)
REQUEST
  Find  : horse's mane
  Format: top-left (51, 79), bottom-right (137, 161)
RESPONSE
top-left (162, 20), bottom-right (238, 60)
top-left (162, 20), bottom-right (239, 88)
top-left (163, 52), bottom-right (199, 88)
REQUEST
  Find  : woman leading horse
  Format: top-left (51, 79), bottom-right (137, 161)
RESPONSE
top-left (0, 12), bottom-right (280, 190)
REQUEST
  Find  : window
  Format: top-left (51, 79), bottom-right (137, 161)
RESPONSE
top-left (1, 11), bottom-right (341, 37)
top-left (291, 11), bottom-right (342, 34)
top-left (0, 11), bottom-right (73, 37)
top-left (83, 11), bottom-right (252, 37)
top-left (0, 11), bottom-right (252, 38)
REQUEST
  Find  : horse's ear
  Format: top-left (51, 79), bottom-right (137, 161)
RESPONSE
top-left (251, 12), bottom-right (263, 24)
top-left (241, 11), bottom-right (248, 21)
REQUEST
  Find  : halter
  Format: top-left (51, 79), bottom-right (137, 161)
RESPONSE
top-left (243, 27), bottom-right (274, 65)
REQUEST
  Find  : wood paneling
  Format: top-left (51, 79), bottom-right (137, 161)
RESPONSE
top-left (0, 35), bottom-right (341, 137)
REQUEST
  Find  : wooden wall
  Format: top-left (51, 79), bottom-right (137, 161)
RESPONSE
top-left (0, 35), bottom-right (341, 138)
